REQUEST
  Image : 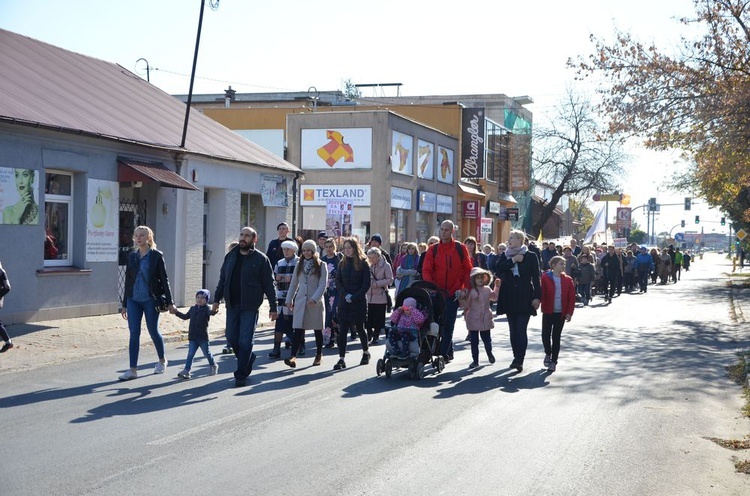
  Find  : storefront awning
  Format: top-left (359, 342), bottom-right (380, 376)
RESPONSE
top-left (458, 181), bottom-right (485, 198)
top-left (118, 159), bottom-right (199, 191)
top-left (497, 192), bottom-right (517, 205)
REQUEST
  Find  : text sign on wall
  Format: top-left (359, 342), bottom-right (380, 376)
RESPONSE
top-left (461, 108), bottom-right (485, 179)
top-left (462, 200), bottom-right (480, 219)
top-left (300, 185), bottom-right (371, 206)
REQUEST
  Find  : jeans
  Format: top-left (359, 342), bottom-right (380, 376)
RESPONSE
top-left (225, 306), bottom-right (258, 381)
top-left (469, 330), bottom-right (492, 362)
top-left (506, 312), bottom-right (531, 364)
top-left (185, 339), bottom-right (216, 371)
top-left (578, 283), bottom-right (591, 305)
top-left (127, 298), bottom-right (165, 369)
top-left (541, 313), bottom-right (565, 362)
top-left (440, 298), bottom-right (459, 358)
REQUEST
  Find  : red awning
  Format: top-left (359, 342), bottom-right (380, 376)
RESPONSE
top-left (118, 159), bottom-right (199, 191)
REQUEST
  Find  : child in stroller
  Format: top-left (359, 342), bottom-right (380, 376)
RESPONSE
top-left (387, 297), bottom-right (427, 359)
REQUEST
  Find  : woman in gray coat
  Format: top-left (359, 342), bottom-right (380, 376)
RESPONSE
top-left (285, 239), bottom-right (328, 368)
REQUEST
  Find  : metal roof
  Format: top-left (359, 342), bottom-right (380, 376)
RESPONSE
top-left (0, 29), bottom-right (300, 174)
top-left (118, 159), bottom-right (200, 191)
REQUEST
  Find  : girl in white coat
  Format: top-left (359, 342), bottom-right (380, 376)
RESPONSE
top-left (285, 240), bottom-right (328, 367)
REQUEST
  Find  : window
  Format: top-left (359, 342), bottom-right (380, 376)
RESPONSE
top-left (44, 171), bottom-right (73, 266)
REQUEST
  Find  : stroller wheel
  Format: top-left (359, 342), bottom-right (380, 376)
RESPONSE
top-left (376, 358), bottom-right (384, 376)
top-left (416, 362), bottom-right (425, 380)
top-left (384, 360), bottom-right (393, 378)
top-left (435, 356), bottom-right (445, 373)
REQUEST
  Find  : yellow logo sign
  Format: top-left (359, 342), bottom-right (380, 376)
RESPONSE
top-left (303, 188), bottom-right (315, 201)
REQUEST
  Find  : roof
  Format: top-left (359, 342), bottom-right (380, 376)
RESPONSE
top-left (0, 29), bottom-right (300, 174)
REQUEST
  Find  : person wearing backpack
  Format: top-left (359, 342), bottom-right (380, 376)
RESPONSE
top-left (422, 220), bottom-right (473, 362)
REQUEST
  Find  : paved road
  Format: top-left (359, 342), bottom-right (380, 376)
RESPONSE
top-left (0, 254), bottom-right (748, 495)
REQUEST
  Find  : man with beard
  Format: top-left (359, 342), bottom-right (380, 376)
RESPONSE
top-left (213, 227), bottom-right (278, 387)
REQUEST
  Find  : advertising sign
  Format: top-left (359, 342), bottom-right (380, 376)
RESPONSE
top-left (416, 139), bottom-right (434, 179)
top-left (437, 146), bottom-right (454, 184)
top-left (300, 185), bottom-right (371, 206)
top-left (301, 128), bottom-right (372, 169)
top-left (260, 174), bottom-right (288, 207)
top-left (391, 130), bottom-right (413, 176)
top-left (86, 179), bottom-right (119, 262)
top-left (0, 166), bottom-right (40, 225)
top-left (326, 200), bottom-right (352, 237)
top-left (506, 207), bottom-right (519, 222)
top-left (461, 108), bottom-right (485, 179)
top-left (480, 217), bottom-right (493, 234)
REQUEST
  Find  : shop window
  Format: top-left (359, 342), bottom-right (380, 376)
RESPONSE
top-left (44, 171), bottom-right (73, 266)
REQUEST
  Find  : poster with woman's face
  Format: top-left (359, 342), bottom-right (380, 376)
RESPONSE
top-left (0, 167), bottom-right (40, 225)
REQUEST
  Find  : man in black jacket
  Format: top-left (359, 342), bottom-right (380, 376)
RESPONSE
top-left (214, 227), bottom-right (278, 387)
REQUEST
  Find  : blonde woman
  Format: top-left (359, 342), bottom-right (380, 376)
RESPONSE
top-left (119, 226), bottom-right (175, 381)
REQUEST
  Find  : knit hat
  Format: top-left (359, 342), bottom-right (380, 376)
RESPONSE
top-left (301, 239), bottom-right (318, 253)
top-left (281, 240), bottom-right (298, 252)
top-left (470, 267), bottom-right (493, 287)
top-left (370, 233), bottom-right (382, 244)
top-left (403, 297), bottom-right (417, 308)
top-left (196, 289), bottom-right (210, 300)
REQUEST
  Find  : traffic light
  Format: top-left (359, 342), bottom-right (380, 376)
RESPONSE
top-left (684, 197), bottom-right (692, 210)
top-left (681, 220), bottom-right (685, 228)
top-left (721, 217), bottom-right (726, 226)
top-left (695, 215), bottom-right (700, 224)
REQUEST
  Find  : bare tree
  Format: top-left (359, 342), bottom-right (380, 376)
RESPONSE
top-left (531, 90), bottom-right (625, 235)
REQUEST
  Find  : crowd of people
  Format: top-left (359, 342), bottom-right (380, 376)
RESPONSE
top-left (114, 222), bottom-right (693, 386)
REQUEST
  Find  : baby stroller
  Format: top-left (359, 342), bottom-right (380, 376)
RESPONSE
top-left (376, 280), bottom-right (446, 380)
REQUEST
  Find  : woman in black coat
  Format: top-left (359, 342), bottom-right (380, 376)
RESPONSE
top-left (495, 230), bottom-right (541, 372)
top-left (334, 238), bottom-right (371, 370)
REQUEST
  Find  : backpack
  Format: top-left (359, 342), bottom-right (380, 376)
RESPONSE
top-left (431, 241), bottom-right (465, 263)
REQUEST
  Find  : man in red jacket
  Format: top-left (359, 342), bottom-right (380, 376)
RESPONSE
top-left (422, 220), bottom-right (473, 361)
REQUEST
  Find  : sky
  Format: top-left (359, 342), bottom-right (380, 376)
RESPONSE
top-left (0, 0), bottom-right (730, 237)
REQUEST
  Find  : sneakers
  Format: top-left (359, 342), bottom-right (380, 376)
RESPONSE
top-left (544, 354), bottom-right (551, 367)
top-left (487, 352), bottom-right (496, 364)
top-left (118, 369), bottom-right (138, 381)
top-left (209, 363), bottom-right (219, 376)
top-left (154, 360), bottom-right (168, 374)
top-left (333, 358), bottom-right (346, 370)
top-left (360, 351), bottom-right (370, 365)
top-left (0, 341), bottom-right (13, 353)
top-left (177, 369), bottom-right (191, 380)
top-left (548, 362), bottom-right (557, 372)
top-left (468, 361), bottom-right (479, 369)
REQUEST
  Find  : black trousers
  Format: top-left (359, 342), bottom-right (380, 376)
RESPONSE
top-left (541, 312), bottom-right (566, 362)
top-left (337, 318), bottom-right (367, 358)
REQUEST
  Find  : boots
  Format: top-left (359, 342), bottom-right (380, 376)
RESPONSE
top-left (284, 357), bottom-right (297, 368)
top-left (313, 353), bottom-right (322, 366)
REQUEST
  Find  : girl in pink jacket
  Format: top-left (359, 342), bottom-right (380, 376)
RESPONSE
top-left (388, 297), bottom-right (427, 358)
top-left (460, 267), bottom-right (498, 368)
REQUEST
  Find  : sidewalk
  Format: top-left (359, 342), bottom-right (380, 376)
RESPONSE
top-left (0, 299), bottom-right (274, 375)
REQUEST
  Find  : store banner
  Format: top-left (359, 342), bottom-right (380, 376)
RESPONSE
top-left (417, 191), bottom-right (437, 212)
top-left (462, 200), bottom-right (480, 219)
top-left (437, 146), bottom-right (454, 184)
top-left (86, 179), bottom-right (119, 262)
top-left (506, 207), bottom-right (519, 221)
top-left (301, 128), bottom-right (373, 169)
top-left (326, 200), bottom-right (353, 237)
top-left (390, 187), bottom-right (412, 210)
top-left (391, 130), bottom-right (414, 176)
top-left (300, 185), bottom-right (371, 206)
top-left (260, 174), bottom-right (288, 207)
top-left (436, 194), bottom-right (453, 214)
top-left (487, 201), bottom-right (501, 214)
top-left (461, 107), bottom-right (485, 179)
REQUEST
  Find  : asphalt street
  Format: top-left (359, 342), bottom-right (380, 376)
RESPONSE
top-left (0, 253), bottom-right (748, 496)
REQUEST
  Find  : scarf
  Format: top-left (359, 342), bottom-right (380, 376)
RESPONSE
top-left (504, 244), bottom-right (528, 277)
